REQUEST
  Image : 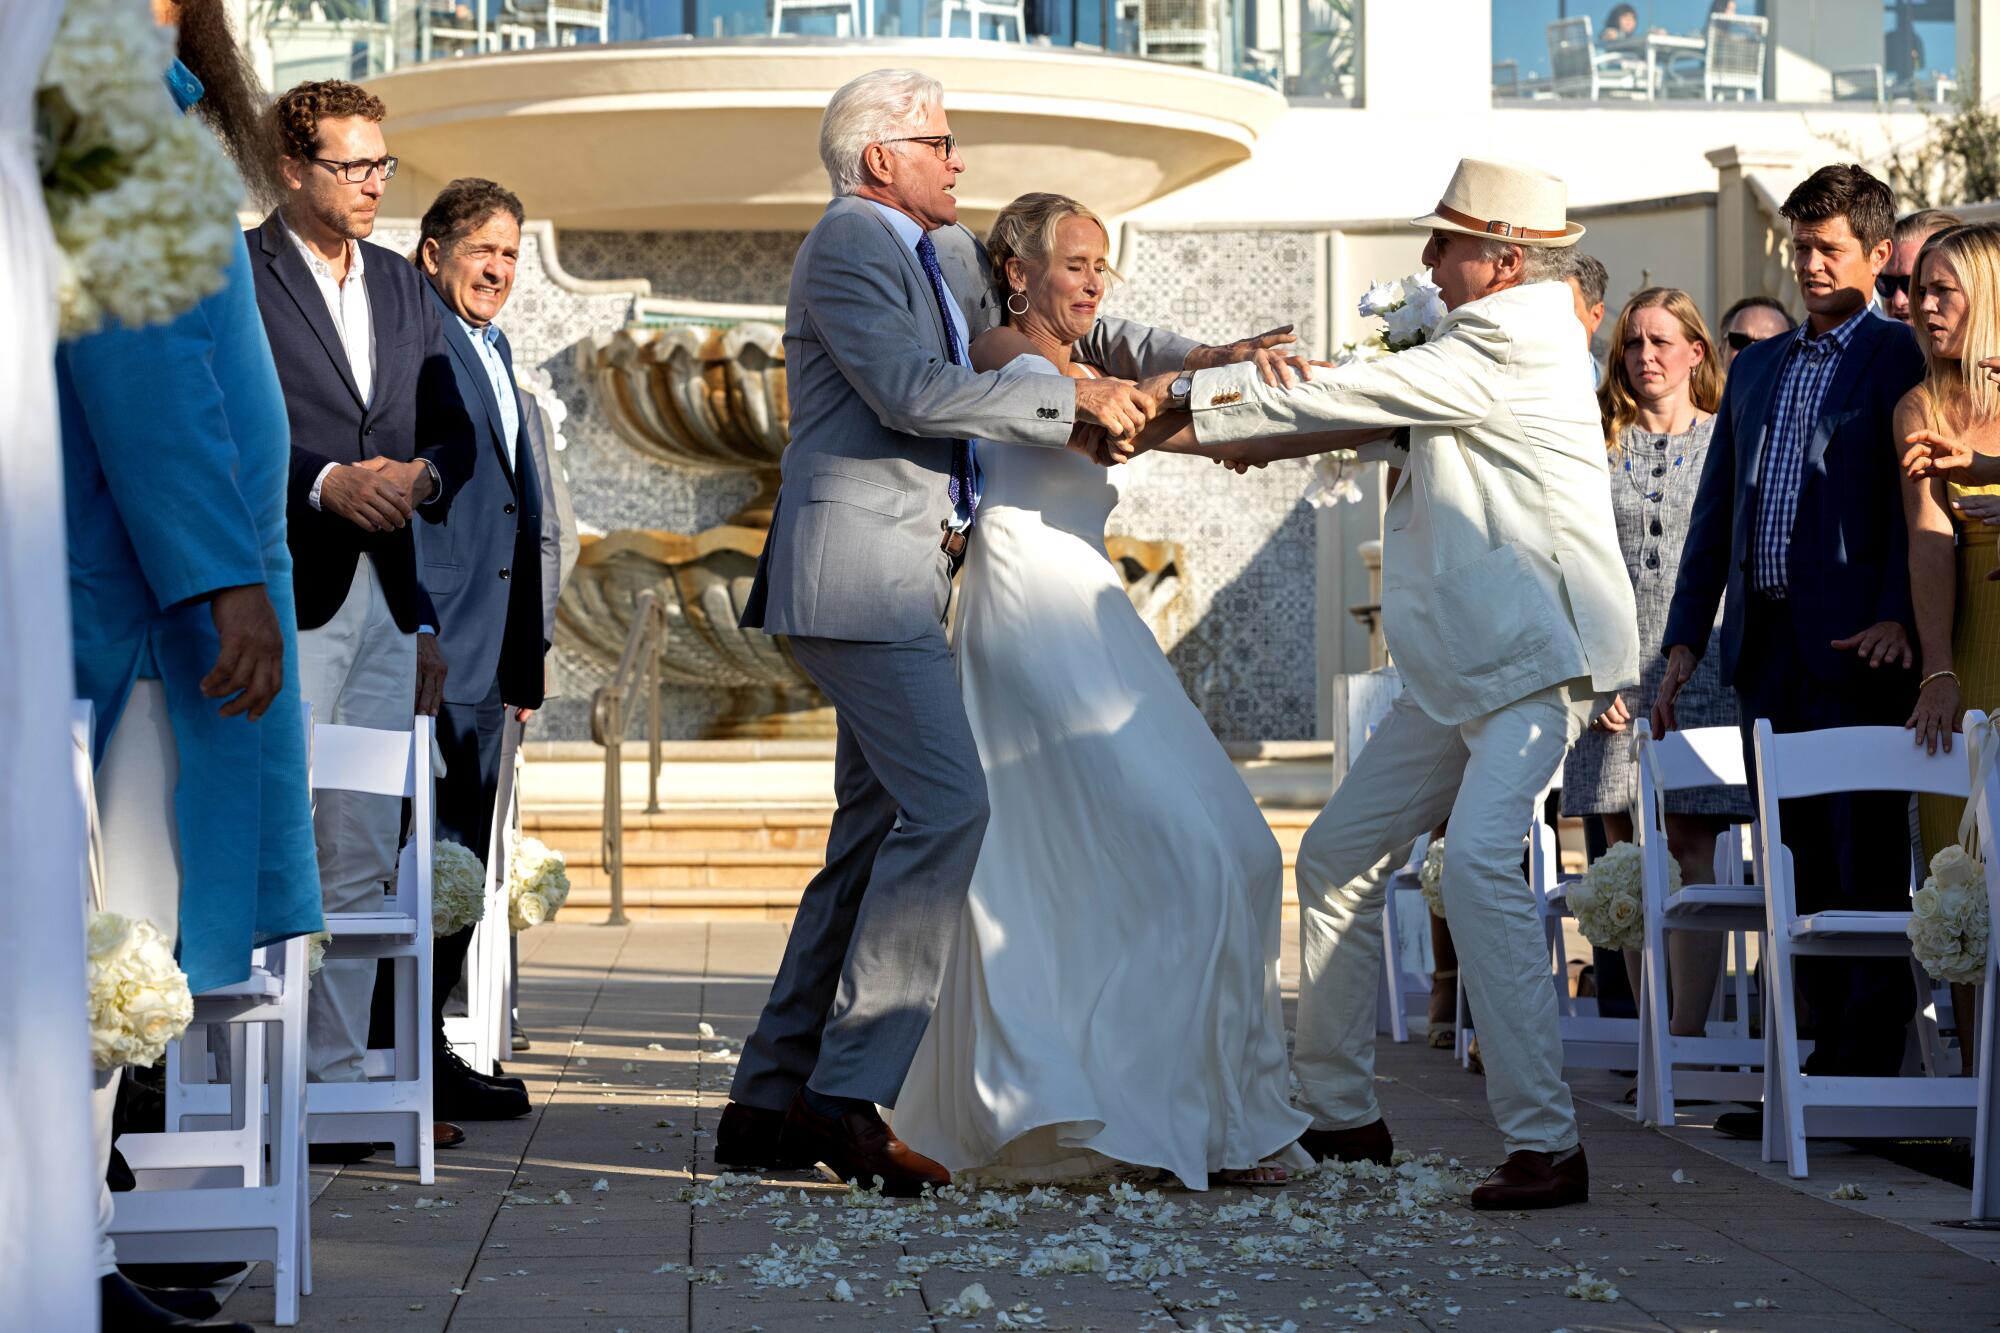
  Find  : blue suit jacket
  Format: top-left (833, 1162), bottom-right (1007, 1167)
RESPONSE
top-left (414, 284), bottom-right (551, 709)
top-left (1662, 312), bottom-right (1924, 687)
top-left (246, 212), bottom-right (474, 633)
top-left (59, 230), bottom-right (324, 993)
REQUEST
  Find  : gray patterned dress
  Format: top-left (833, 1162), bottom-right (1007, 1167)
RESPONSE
top-left (1563, 417), bottom-right (1753, 820)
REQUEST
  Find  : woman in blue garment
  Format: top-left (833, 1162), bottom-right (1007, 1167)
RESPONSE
top-left (60, 5), bottom-right (321, 1325)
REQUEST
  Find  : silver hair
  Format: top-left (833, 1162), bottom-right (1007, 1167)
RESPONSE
top-left (1475, 237), bottom-right (1571, 284)
top-left (819, 69), bottom-right (945, 197)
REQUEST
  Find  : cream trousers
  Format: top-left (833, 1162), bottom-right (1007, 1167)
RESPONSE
top-left (91, 680), bottom-right (182, 1275)
top-left (299, 559), bottom-right (415, 1084)
top-left (1294, 681), bottom-right (1592, 1156)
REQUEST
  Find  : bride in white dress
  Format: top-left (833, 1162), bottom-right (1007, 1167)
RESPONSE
top-left (893, 194), bottom-right (1311, 1190)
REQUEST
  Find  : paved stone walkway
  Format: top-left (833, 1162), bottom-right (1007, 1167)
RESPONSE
top-left (220, 922), bottom-right (1998, 1331)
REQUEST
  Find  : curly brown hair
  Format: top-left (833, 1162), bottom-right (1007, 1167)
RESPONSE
top-left (271, 80), bottom-right (386, 163)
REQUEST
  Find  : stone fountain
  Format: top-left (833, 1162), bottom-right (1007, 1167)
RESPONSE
top-left (569, 310), bottom-right (1189, 739)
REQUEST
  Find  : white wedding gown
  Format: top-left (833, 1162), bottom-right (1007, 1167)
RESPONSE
top-left (894, 355), bottom-right (1312, 1191)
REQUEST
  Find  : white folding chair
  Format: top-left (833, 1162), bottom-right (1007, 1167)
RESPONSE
top-left (102, 706), bottom-right (314, 1324)
top-left (1632, 721), bottom-right (1764, 1126)
top-left (446, 717), bottom-right (522, 1075)
top-left (307, 716), bottom-right (438, 1185)
top-left (1954, 714), bottom-right (2000, 1221)
top-left (1752, 720), bottom-right (1979, 1177)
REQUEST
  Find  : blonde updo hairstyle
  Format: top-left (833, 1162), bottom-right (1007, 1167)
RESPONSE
top-left (986, 192), bottom-right (1119, 324)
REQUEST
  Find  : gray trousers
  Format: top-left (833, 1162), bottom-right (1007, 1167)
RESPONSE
top-left (731, 631), bottom-right (989, 1109)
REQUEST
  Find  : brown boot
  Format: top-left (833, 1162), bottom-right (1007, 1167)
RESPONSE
top-left (715, 1100), bottom-right (815, 1170)
top-left (781, 1094), bottom-right (950, 1197)
top-left (1469, 1145), bottom-right (1589, 1211)
top-left (1296, 1118), bottom-right (1393, 1166)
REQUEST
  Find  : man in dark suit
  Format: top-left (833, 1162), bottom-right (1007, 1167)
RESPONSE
top-left (1656, 165), bottom-right (1923, 1133)
top-left (410, 178), bottom-right (558, 1119)
top-left (247, 80), bottom-right (479, 1133)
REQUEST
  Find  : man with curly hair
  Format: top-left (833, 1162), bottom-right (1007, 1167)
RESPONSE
top-left (245, 81), bottom-right (496, 1148)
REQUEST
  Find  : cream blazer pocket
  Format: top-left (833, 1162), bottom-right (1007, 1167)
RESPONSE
top-left (1434, 542), bottom-right (1557, 679)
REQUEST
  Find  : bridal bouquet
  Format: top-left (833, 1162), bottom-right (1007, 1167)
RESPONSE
top-left (1303, 270), bottom-right (1449, 508)
top-left (433, 839), bottom-right (488, 936)
top-left (37, 0), bottom-right (241, 338)
top-left (86, 911), bottom-right (194, 1071)
top-left (1567, 841), bottom-right (1662, 953)
top-left (508, 834), bottom-right (572, 932)
top-left (1908, 845), bottom-right (1990, 986)
top-left (1418, 838), bottom-right (1447, 919)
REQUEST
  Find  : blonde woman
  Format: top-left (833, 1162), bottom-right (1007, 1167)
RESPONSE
top-left (1561, 288), bottom-right (1749, 1047)
top-left (1895, 222), bottom-right (1996, 1070)
top-left (893, 193), bottom-right (1311, 1191)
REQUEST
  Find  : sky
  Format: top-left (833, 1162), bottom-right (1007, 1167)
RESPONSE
top-left (1490, 0), bottom-right (1958, 82)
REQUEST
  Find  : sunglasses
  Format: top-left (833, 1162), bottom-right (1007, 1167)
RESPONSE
top-left (1725, 330), bottom-right (1769, 351)
top-left (1876, 272), bottom-right (1912, 300)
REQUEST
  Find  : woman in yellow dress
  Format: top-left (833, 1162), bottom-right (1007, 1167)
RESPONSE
top-left (1897, 222), bottom-right (1997, 1072)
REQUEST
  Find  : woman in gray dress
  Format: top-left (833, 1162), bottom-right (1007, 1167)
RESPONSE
top-left (1563, 287), bottom-right (1752, 1039)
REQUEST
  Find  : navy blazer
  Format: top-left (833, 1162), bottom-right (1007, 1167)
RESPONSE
top-left (1662, 312), bottom-right (1924, 687)
top-left (246, 212), bottom-right (474, 633)
top-left (414, 283), bottom-right (551, 709)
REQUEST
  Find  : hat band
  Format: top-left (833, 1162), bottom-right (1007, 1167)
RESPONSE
top-left (1432, 202), bottom-right (1568, 240)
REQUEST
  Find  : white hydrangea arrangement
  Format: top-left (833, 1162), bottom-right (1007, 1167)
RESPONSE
top-left (432, 839), bottom-right (488, 936)
top-left (1418, 838), bottom-right (1447, 919)
top-left (508, 834), bottom-right (572, 932)
top-left (86, 911), bottom-right (194, 1070)
top-left (1566, 841), bottom-right (1665, 953)
top-left (37, 0), bottom-right (242, 338)
top-left (1305, 270), bottom-right (1447, 508)
top-left (1908, 844), bottom-right (1990, 986)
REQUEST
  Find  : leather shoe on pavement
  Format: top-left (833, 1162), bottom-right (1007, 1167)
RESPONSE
top-left (781, 1093), bottom-right (950, 1197)
top-left (441, 1043), bottom-right (526, 1093)
top-left (436, 1061), bottom-right (530, 1120)
top-left (716, 1100), bottom-right (815, 1170)
top-left (1714, 1109), bottom-right (1761, 1141)
top-left (130, 1283), bottom-right (220, 1320)
top-left (1297, 1119), bottom-right (1393, 1167)
top-left (99, 1274), bottom-right (253, 1331)
top-left (437, 1120), bottom-right (466, 1148)
top-left (1469, 1146), bottom-right (1589, 1210)
top-left (118, 1262), bottom-right (245, 1289)
top-left (307, 1141), bottom-right (375, 1166)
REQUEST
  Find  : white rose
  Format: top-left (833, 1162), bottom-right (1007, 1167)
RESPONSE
top-left (1930, 845), bottom-right (1981, 891)
top-left (1912, 884), bottom-right (1943, 919)
top-left (1382, 300), bottom-right (1432, 349)
top-left (1357, 278), bottom-right (1406, 318)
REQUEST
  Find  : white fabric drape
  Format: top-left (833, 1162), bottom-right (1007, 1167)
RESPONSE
top-left (0, 0), bottom-right (100, 1324)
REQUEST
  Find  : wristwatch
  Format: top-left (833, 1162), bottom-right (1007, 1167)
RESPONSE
top-left (1166, 373), bottom-right (1194, 412)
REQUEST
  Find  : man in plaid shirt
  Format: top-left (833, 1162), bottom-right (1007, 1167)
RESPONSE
top-left (1656, 165), bottom-right (1924, 1140)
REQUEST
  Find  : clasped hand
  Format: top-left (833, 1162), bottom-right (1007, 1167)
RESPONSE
top-left (321, 457), bottom-right (434, 532)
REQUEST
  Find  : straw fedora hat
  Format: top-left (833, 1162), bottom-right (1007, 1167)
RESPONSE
top-left (1410, 158), bottom-right (1585, 248)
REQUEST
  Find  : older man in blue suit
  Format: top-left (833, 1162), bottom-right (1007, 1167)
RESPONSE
top-left (411, 179), bottom-right (556, 1117)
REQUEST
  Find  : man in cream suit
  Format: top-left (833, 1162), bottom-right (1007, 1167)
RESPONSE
top-left (1138, 159), bottom-right (1638, 1210)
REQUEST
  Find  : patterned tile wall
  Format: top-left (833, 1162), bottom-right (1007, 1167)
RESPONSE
top-left (395, 223), bottom-right (1328, 742)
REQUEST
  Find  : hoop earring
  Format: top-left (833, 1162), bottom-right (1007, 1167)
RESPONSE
top-left (1006, 290), bottom-right (1030, 316)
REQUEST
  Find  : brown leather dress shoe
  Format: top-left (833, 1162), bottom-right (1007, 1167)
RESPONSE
top-left (1296, 1119), bottom-right (1393, 1166)
top-left (1469, 1145), bottom-right (1588, 1211)
top-left (715, 1100), bottom-right (815, 1170)
top-left (781, 1094), bottom-right (950, 1198)
top-left (436, 1120), bottom-right (466, 1149)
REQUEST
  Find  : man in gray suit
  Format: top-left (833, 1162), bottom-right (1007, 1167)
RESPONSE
top-left (721, 67), bottom-right (1286, 1194)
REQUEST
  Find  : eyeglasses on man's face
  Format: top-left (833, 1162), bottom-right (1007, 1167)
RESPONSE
top-left (882, 135), bottom-right (957, 162)
top-left (311, 155), bottom-right (399, 184)
top-left (1725, 329), bottom-right (1772, 351)
top-left (1875, 272), bottom-right (1913, 300)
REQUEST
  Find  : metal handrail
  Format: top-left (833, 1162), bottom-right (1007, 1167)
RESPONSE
top-left (588, 588), bottom-right (667, 926)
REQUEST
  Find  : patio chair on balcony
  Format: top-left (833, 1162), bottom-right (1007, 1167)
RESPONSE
top-left (771, 0), bottom-right (862, 36)
top-left (1137, 0), bottom-right (1221, 72)
top-left (1663, 13), bottom-right (1766, 101)
top-left (1492, 59), bottom-right (1519, 98)
top-left (1832, 64), bottom-right (1886, 102)
top-left (504, 0), bottom-right (608, 44)
top-left (931, 0), bottom-right (1025, 40)
top-left (1546, 15), bottom-right (1643, 100)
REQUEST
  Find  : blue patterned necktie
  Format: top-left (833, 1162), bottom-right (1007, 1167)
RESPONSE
top-left (915, 232), bottom-right (978, 529)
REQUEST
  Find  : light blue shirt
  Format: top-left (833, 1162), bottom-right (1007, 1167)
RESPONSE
top-left (458, 314), bottom-right (519, 471)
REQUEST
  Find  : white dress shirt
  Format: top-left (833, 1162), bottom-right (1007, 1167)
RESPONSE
top-left (284, 220), bottom-right (375, 513)
top-left (457, 314), bottom-right (519, 471)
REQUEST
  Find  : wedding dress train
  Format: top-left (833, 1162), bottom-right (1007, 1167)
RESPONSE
top-left (894, 355), bottom-right (1311, 1191)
